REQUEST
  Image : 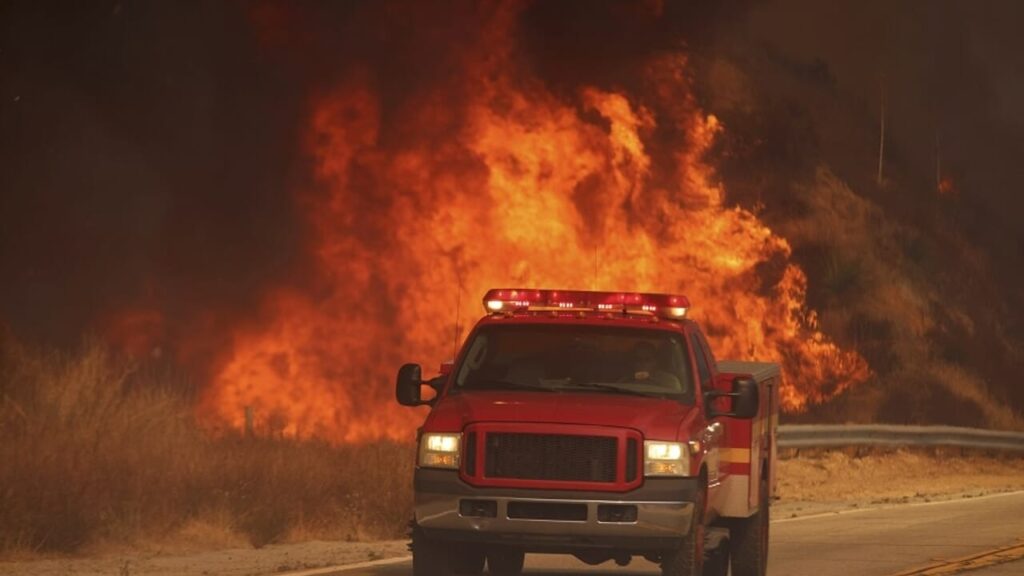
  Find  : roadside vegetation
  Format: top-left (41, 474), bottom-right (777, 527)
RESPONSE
top-left (774, 170), bottom-right (1024, 430)
top-left (1, 332), bottom-right (1020, 565)
top-left (0, 336), bottom-right (414, 555)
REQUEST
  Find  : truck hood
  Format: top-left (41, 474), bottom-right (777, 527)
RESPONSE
top-left (423, 390), bottom-right (697, 441)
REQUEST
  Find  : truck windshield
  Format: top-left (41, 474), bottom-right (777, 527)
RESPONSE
top-left (452, 325), bottom-right (695, 402)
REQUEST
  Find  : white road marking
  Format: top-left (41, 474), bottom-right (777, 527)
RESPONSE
top-left (772, 489), bottom-right (1024, 524)
top-left (276, 555), bottom-right (411, 576)
top-left (277, 490), bottom-right (1024, 576)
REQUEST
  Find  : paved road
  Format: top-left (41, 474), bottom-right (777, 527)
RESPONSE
top-left (323, 492), bottom-right (1024, 576)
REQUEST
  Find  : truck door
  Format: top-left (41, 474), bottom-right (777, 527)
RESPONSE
top-left (687, 328), bottom-right (724, 510)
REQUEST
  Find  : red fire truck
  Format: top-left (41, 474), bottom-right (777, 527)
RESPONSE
top-left (396, 289), bottom-right (779, 576)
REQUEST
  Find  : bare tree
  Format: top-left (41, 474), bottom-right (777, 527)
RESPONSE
top-left (877, 79), bottom-right (886, 185)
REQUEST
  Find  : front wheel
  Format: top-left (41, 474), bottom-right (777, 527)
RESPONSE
top-left (487, 546), bottom-right (525, 576)
top-left (450, 547), bottom-right (485, 575)
top-left (729, 475), bottom-right (770, 576)
top-left (411, 527), bottom-right (450, 576)
top-left (661, 487), bottom-right (705, 576)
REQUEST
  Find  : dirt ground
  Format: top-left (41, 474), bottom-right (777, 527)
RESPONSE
top-left (773, 448), bottom-right (1024, 518)
top-left (0, 538), bottom-right (412, 576)
top-left (2, 449), bottom-right (1022, 576)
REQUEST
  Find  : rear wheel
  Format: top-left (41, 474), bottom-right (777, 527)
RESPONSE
top-left (702, 533), bottom-right (730, 576)
top-left (729, 475), bottom-right (770, 576)
top-left (661, 486), bottom-right (705, 576)
top-left (487, 546), bottom-right (525, 576)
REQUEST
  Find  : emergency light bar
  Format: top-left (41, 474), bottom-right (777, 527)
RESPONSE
top-left (482, 288), bottom-right (690, 319)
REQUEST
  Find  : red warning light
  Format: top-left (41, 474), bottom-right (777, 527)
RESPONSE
top-left (482, 288), bottom-right (690, 319)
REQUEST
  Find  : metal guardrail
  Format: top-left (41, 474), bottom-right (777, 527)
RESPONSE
top-left (777, 424), bottom-right (1024, 452)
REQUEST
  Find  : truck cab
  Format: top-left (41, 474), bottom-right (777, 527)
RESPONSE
top-left (397, 289), bottom-right (778, 576)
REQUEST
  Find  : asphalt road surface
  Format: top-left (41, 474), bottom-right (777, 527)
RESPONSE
top-left (321, 491), bottom-right (1024, 576)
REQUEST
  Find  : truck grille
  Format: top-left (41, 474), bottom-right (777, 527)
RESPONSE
top-left (484, 433), bottom-right (617, 482)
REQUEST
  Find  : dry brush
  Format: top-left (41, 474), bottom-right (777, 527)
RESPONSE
top-left (0, 337), bottom-right (414, 554)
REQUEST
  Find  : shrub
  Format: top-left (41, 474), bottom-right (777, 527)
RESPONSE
top-left (0, 337), bottom-right (414, 553)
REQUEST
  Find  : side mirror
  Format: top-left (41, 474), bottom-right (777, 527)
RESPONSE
top-left (396, 363), bottom-right (426, 406)
top-left (706, 376), bottom-right (759, 419)
top-left (730, 377), bottom-right (759, 419)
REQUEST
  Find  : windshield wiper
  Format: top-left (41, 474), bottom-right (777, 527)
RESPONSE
top-left (557, 382), bottom-right (655, 397)
top-left (461, 380), bottom-right (557, 393)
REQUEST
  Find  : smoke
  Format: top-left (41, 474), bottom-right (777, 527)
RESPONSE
top-left (704, 0), bottom-right (1024, 285)
top-left (1, 2), bottom-right (304, 370)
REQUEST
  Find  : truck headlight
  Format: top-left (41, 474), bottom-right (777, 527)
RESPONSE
top-left (419, 433), bottom-right (462, 469)
top-left (644, 440), bottom-right (689, 476)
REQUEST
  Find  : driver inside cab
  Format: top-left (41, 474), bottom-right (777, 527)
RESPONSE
top-left (627, 341), bottom-right (681, 390)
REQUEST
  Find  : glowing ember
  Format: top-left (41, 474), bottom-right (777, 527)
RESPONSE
top-left (938, 176), bottom-right (957, 196)
top-left (194, 12), bottom-right (869, 443)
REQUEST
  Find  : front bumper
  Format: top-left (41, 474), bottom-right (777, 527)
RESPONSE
top-left (414, 469), bottom-right (699, 552)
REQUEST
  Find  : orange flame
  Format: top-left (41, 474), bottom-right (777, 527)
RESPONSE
top-left (196, 13), bottom-right (869, 442)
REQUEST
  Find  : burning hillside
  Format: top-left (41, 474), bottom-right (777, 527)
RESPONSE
top-left (7, 0), bottom-right (1024, 439)
top-left (192, 4), bottom-right (868, 442)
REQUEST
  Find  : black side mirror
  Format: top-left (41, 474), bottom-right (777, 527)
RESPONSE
top-left (706, 376), bottom-right (759, 419)
top-left (730, 377), bottom-right (759, 419)
top-left (396, 363), bottom-right (425, 406)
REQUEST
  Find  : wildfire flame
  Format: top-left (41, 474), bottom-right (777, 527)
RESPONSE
top-left (193, 7), bottom-right (869, 442)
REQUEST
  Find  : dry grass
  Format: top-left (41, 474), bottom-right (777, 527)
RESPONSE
top-left (780, 169), bottom-right (1024, 429)
top-left (777, 447), bottom-right (1024, 504)
top-left (0, 337), bottom-right (414, 555)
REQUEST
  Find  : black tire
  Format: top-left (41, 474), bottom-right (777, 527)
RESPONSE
top-left (702, 537), bottom-right (729, 576)
top-left (730, 475), bottom-right (770, 576)
top-left (487, 546), bottom-right (525, 576)
top-left (450, 547), bottom-right (486, 575)
top-left (411, 527), bottom-right (450, 576)
top-left (662, 486), bottom-right (705, 576)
